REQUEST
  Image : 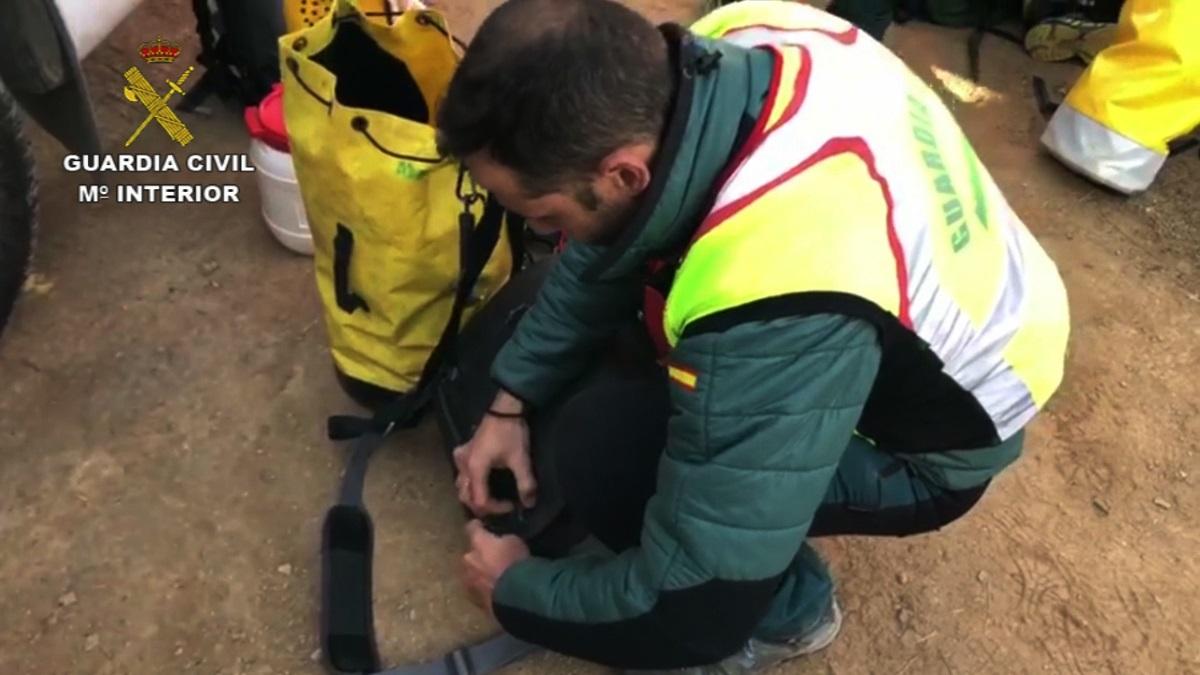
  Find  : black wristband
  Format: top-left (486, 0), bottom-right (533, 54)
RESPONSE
top-left (485, 408), bottom-right (524, 420)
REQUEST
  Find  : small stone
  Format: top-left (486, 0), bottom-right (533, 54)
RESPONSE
top-left (209, 280), bottom-right (221, 289)
top-left (58, 591), bottom-right (78, 607)
top-left (1180, 471), bottom-right (1189, 480)
top-left (200, 260), bottom-right (220, 276)
top-left (896, 572), bottom-right (910, 585)
top-left (1118, 381), bottom-right (1128, 389)
top-left (85, 634), bottom-right (100, 652)
top-left (1153, 497), bottom-right (1172, 510)
top-left (175, 646), bottom-right (184, 656)
top-left (277, 564), bottom-right (293, 576)
top-left (1092, 498), bottom-right (1111, 515)
top-left (310, 648), bottom-right (322, 663)
top-left (977, 571), bottom-right (988, 583)
top-left (409, 609), bottom-right (416, 620)
top-left (896, 607), bottom-right (914, 627)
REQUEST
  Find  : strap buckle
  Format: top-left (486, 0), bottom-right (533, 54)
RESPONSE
top-left (455, 166), bottom-right (484, 211)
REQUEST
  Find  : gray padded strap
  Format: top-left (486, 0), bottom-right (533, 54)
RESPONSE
top-left (378, 633), bottom-right (540, 675)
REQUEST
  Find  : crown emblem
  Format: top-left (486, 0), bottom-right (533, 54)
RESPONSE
top-left (139, 36), bottom-right (181, 64)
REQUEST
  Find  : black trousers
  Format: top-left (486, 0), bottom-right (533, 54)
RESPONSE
top-left (547, 369), bottom-right (1004, 556)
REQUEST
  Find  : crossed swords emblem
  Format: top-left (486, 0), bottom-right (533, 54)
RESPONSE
top-left (122, 65), bottom-right (196, 148)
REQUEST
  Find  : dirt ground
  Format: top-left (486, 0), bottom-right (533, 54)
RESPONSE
top-left (1, 1), bottom-right (1198, 674)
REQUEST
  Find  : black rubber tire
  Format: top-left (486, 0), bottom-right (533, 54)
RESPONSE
top-left (0, 82), bottom-right (37, 339)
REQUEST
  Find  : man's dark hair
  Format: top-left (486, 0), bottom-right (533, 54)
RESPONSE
top-left (436, 0), bottom-right (674, 195)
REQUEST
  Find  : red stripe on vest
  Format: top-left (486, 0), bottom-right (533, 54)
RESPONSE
top-left (715, 46), bottom-right (813, 193)
top-left (723, 24), bottom-right (860, 46)
top-left (715, 46), bottom-right (784, 190)
top-left (763, 46), bottom-right (813, 136)
top-left (691, 137), bottom-right (913, 329)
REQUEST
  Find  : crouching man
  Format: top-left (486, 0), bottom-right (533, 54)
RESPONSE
top-left (440, 0), bottom-right (1069, 671)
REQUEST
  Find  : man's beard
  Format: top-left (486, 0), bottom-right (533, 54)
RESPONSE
top-left (582, 204), bottom-right (634, 246)
top-left (575, 185), bottom-right (637, 247)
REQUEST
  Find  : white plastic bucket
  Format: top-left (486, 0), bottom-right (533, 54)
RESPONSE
top-left (249, 137), bottom-right (313, 255)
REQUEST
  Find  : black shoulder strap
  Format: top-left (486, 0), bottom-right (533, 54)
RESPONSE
top-left (505, 212), bottom-right (528, 273)
top-left (320, 185), bottom-right (518, 675)
top-left (967, 0), bottom-right (1024, 82)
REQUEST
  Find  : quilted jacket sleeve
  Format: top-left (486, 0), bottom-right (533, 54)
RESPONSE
top-left (491, 313), bottom-right (882, 669)
top-left (490, 242), bottom-right (644, 408)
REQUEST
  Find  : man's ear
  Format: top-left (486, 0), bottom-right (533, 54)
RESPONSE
top-left (598, 143), bottom-right (654, 197)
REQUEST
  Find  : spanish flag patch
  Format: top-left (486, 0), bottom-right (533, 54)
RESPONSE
top-left (667, 363), bottom-right (699, 391)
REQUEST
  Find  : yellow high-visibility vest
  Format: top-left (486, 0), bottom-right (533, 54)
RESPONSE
top-left (675, 2), bottom-right (1070, 442)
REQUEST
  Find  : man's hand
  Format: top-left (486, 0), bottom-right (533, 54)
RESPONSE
top-left (453, 391), bottom-right (536, 516)
top-left (462, 520), bottom-right (530, 619)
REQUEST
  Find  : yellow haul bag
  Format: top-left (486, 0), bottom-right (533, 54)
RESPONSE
top-left (1041, 0), bottom-right (1200, 193)
top-left (280, 0), bottom-right (512, 399)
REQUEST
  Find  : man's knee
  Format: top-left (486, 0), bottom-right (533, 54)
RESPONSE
top-left (915, 480), bottom-right (990, 533)
top-left (810, 476), bottom-right (991, 537)
top-left (843, 430), bottom-right (1025, 536)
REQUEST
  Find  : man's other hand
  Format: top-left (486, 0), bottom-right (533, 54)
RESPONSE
top-left (453, 391), bottom-right (536, 516)
top-left (462, 519), bottom-right (530, 618)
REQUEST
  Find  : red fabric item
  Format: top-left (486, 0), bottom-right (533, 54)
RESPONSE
top-left (644, 286), bottom-right (670, 360)
top-left (244, 83), bottom-right (290, 152)
top-left (643, 259), bottom-right (671, 360)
